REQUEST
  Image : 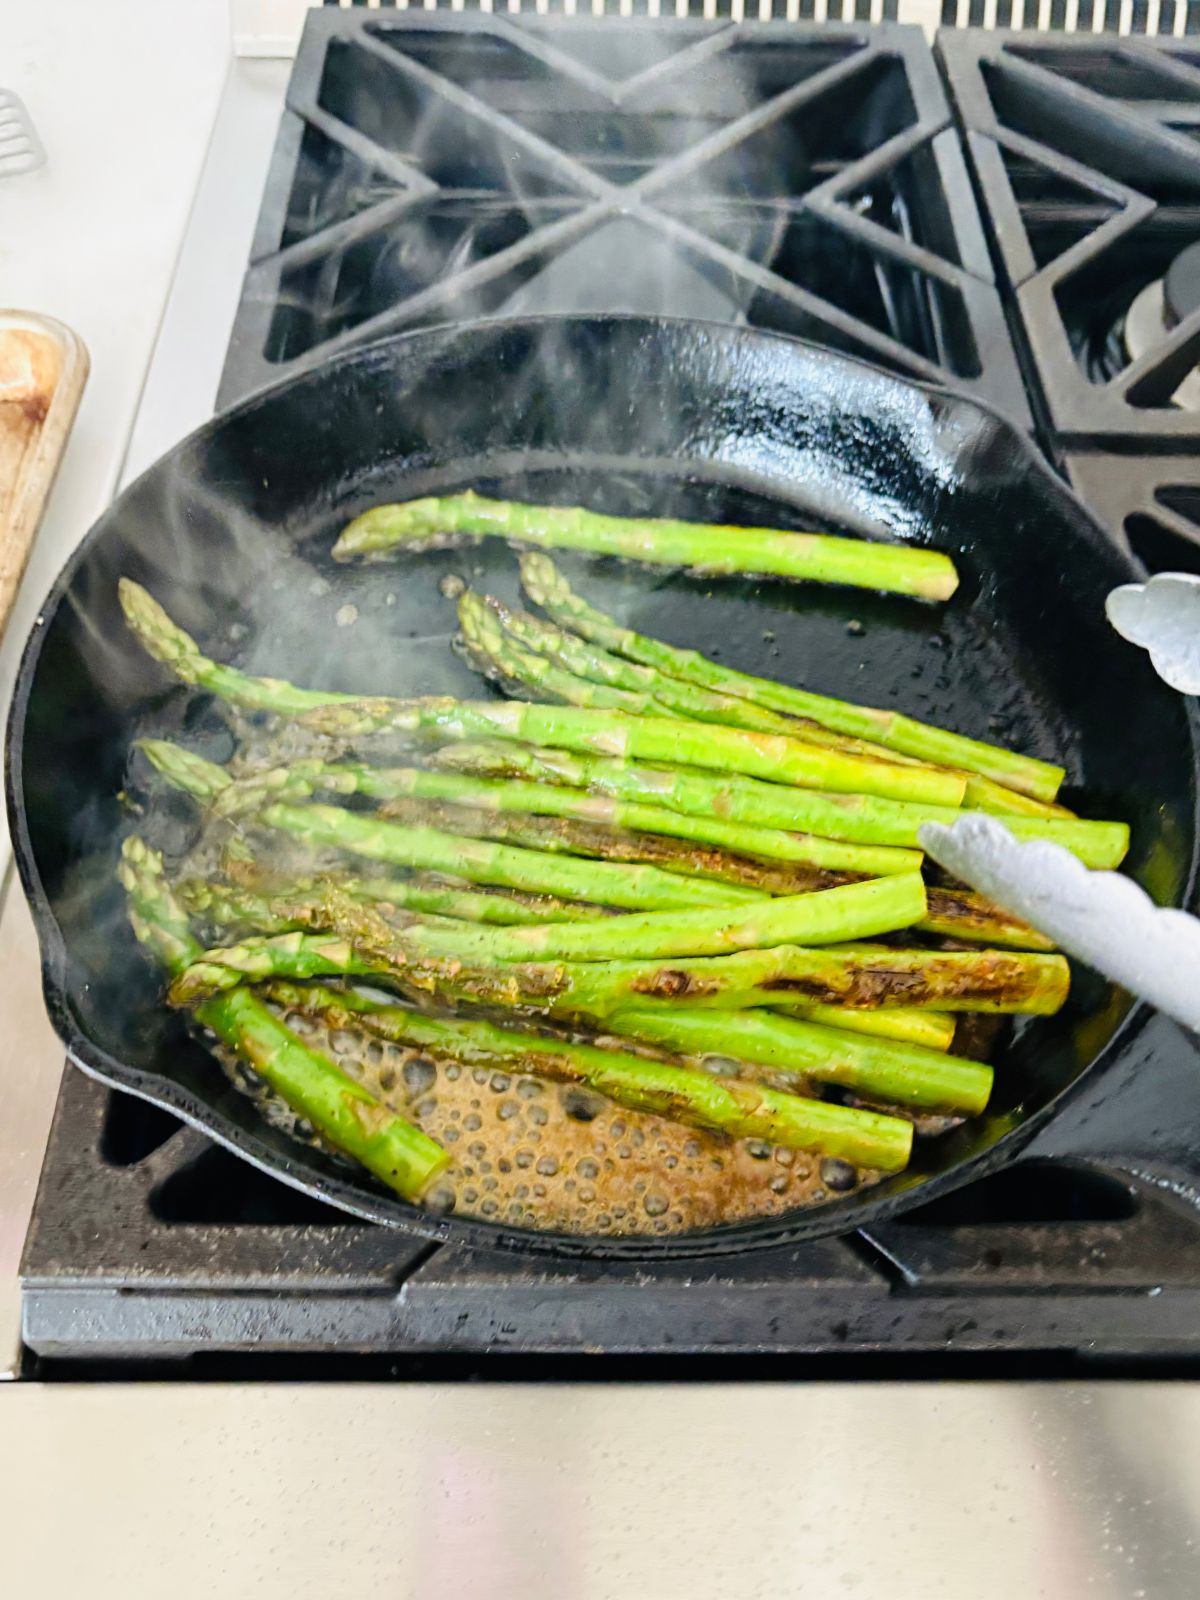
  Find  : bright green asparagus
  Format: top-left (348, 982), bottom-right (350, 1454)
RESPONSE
top-left (117, 838), bottom-right (449, 1200)
top-left (519, 553), bottom-right (1063, 801)
top-left (461, 590), bottom-right (822, 738)
top-left (298, 697), bottom-right (967, 806)
top-left (430, 741), bottom-right (1126, 868)
top-left (603, 1005), bottom-right (994, 1117)
top-left (256, 801), bottom-right (771, 910)
top-left (200, 748), bottom-right (920, 876)
top-left (374, 797), bottom-right (855, 896)
top-left (786, 1005), bottom-right (957, 1052)
top-left (402, 875), bottom-right (930, 962)
top-left (169, 868), bottom-right (926, 969)
top-left (465, 589), bottom-right (969, 776)
top-left (120, 582), bottom-right (966, 805)
top-left (179, 870), bottom-right (615, 931)
top-left (140, 741), bottom-right (840, 898)
top-left (454, 600), bottom-right (1079, 821)
top-left (182, 866), bottom-right (954, 1049)
top-left (265, 983), bottom-right (916, 1171)
top-left (332, 490), bottom-right (961, 601)
top-left (169, 924), bottom-right (1066, 1026)
top-left (135, 742), bottom-right (761, 912)
top-left (140, 740), bottom-right (1046, 952)
top-left (119, 580), bottom-right (358, 715)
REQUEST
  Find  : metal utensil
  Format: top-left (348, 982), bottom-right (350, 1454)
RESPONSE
top-left (0, 91), bottom-right (44, 179)
top-left (922, 569), bottom-right (1200, 1032)
top-left (921, 814), bottom-right (1200, 1034)
top-left (1106, 571), bottom-right (1200, 694)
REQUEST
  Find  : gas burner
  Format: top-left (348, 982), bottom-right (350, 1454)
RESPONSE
top-left (940, 31), bottom-right (1200, 445)
top-left (1122, 241), bottom-right (1200, 410)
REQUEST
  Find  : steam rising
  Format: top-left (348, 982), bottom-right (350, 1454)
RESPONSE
top-left (6, 24), bottom-right (1019, 1234)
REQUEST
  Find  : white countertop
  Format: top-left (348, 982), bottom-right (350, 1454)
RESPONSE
top-left (0, 0), bottom-right (233, 862)
top-left (1, 1379), bottom-right (1199, 1598)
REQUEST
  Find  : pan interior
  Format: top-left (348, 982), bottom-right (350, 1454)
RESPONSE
top-left (10, 317), bottom-right (1196, 1254)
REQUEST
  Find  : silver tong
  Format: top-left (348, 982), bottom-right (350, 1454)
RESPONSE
top-left (920, 572), bottom-right (1200, 1033)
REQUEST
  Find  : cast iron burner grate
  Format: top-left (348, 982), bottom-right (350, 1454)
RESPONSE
top-left (1066, 449), bottom-right (1200, 568)
top-left (220, 14), bottom-right (1030, 424)
top-left (940, 30), bottom-right (1200, 446)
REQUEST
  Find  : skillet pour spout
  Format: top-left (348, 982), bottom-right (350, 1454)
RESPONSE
top-left (6, 314), bottom-right (1198, 1259)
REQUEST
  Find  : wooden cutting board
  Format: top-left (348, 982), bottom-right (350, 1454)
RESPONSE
top-left (0, 312), bottom-right (88, 640)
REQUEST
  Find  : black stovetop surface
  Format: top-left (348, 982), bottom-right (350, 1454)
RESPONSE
top-left (23, 16), bottom-right (1200, 1370)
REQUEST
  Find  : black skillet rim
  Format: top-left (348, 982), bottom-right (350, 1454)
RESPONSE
top-left (7, 312), bottom-right (1199, 1261)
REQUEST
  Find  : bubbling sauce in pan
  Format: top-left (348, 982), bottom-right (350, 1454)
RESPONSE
top-left (222, 1009), bottom-right (879, 1235)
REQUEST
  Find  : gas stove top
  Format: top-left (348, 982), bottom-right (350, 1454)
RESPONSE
top-left (221, 14), bottom-right (1032, 423)
top-left (20, 16), bottom-right (1200, 1371)
top-left (941, 30), bottom-right (1200, 445)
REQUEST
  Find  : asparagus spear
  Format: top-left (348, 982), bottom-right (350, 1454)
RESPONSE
top-left (466, 590), bottom-right (961, 774)
top-left (255, 801), bottom-right (764, 911)
top-left (412, 874), bottom-right (929, 962)
top-left (144, 744), bottom-right (1039, 953)
top-left (483, 588), bottom-right (1011, 793)
top-left (462, 595), bottom-right (1052, 822)
top-left (602, 1006), bottom-right (994, 1116)
top-left (458, 594), bottom-right (965, 809)
top-left (117, 838), bottom-right (448, 1200)
top-left (787, 1005), bottom-right (956, 1052)
top-left (203, 871), bottom-right (952, 1049)
top-left (182, 804), bottom-right (617, 929)
top-left (923, 886), bottom-right (1055, 952)
top-left (177, 877), bottom-right (439, 940)
top-left (465, 595), bottom-right (1059, 844)
top-left (483, 599), bottom-right (1071, 823)
top-left (375, 796), bottom-right (853, 896)
top-left (462, 591), bottom-right (823, 739)
top-left (333, 490), bottom-right (960, 601)
top-left (177, 871), bottom-right (927, 970)
top-left (375, 876), bottom-right (615, 924)
top-left (459, 601), bottom-right (642, 714)
top-left (181, 868), bottom-right (614, 930)
top-left (120, 584), bottom-right (969, 809)
top-left (188, 870), bottom-right (956, 1047)
top-left (520, 553), bottom-right (1063, 801)
top-left (135, 741), bottom-right (927, 960)
top-left (120, 583), bottom-right (963, 807)
top-left (963, 777), bottom-right (1076, 820)
top-left (206, 872), bottom-right (927, 965)
top-left (199, 847), bottom-right (956, 1047)
top-left (118, 580), bottom-right (358, 715)
top-left (134, 743), bottom-right (760, 911)
top-left (172, 917), bottom-right (1069, 1019)
top-left (123, 575), bottom-right (1067, 830)
top-left (138, 740), bottom-right (825, 898)
top-left (299, 697), bottom-right (966, 807)
top-left (429, 741), bottom-right (1126, 868)
top-left (264, 983), bottom-right (915, 1172)
top-left (203, 750), bottom-right (921, 877)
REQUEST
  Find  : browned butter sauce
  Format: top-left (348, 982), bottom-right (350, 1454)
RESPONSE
top-left (232, 1009), bottom-right (878, 1236)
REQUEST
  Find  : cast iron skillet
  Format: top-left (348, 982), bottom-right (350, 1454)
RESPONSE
top-left (7, 315), bottom-right (1199, 1259)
